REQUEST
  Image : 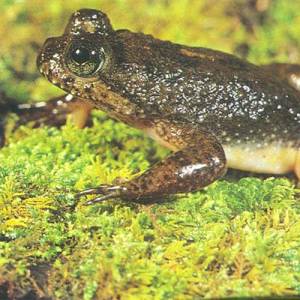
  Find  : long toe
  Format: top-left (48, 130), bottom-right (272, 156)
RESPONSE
top-left (84, 193), bottom-right (119, 205)
top-left (75, 185), bottom-right (112, 198)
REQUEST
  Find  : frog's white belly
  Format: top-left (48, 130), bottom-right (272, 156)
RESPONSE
top-left (223, 144), bottom-right (299, 175)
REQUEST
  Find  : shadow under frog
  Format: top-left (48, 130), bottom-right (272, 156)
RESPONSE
top-left (12, 8), bottom-right (300, 204)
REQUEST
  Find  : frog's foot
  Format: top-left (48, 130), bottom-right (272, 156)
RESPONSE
top-left (16, 94), bottom-right (94, 128)
top-left (76, 185), bottom-right (129, 205)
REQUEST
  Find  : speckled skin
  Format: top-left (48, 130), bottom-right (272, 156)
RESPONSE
top-left (36, 9), bottom-right (300, 203)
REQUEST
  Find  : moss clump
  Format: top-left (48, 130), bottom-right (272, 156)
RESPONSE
top-left (1, 113), bottom-right (300, 299)
top-left (1, 1), bottom-right (300, 299)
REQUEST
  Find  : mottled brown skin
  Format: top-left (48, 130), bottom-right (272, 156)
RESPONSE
top-left (35, 9), bottom-right (300, 204)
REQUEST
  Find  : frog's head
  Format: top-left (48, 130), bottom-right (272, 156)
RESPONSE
top-left (37, 9), bottom-right (117, 101)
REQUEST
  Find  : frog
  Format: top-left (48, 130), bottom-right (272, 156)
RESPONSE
top-left (35, 8), bottom-right (300, 205)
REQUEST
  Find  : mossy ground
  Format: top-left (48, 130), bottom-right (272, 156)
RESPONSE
top-left (1, 1), bottom-right (300, 299)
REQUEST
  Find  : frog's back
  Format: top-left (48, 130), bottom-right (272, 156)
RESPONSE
top-left (113, 30), bottom-right (300, 147)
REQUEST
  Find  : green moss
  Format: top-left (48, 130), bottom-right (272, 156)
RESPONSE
top-left (1, 113), bottom-right (300, 299)
top-left (1, 1), bottom-right (300, 299)
top-left (248, 1), bottom-right (300, 63)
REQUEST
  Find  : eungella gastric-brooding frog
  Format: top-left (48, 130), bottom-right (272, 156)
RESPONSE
top-left (35, 9), bottom-right (300, 204)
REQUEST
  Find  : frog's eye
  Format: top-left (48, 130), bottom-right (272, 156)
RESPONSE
top-left (70, 47), bottom-right (91, 64)
top-left (66, 42), bottom-right (105, 77)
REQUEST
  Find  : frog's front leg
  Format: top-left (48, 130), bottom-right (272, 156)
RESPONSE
top-left (16, 94), bottom-right (94, 128)
top-left (0, 94), bottom-right (94, 147)
top-left (77, 123), bottom-right (227, 204)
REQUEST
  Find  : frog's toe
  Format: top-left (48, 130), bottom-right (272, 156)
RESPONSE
top-left (84, 193), bottom-right (118, 205)
top-left (76, 185), bottom-right (114, 198)
top-left (76, 185), bottom-right (128, 204)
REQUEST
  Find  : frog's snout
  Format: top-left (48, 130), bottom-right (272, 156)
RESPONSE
top-left (37, 36), bottom-right (67, 83)
top-left (38, 37), bottom-right (59, 68)
top-left (45, 37), bottom-right (55, 45)
top-left (37, 37), bottom-right (55, 74)
top-left (43, 37), bottom-right (58, 51)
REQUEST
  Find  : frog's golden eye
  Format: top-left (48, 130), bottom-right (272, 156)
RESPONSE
top-left (66, 41), bottom-right (105, 77)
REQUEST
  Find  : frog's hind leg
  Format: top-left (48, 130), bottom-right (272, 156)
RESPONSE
top-left (261, 63), bottom-right (300, 92)
top-left (77, 123), bottom-right (227, 204)
top-left (15, 94), bottom-right (94, 128)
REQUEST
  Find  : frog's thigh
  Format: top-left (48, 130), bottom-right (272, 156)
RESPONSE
top-left (224, 143), bottom-right (298, 175)
top-left (124, 129), bottom-right (227, 201)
